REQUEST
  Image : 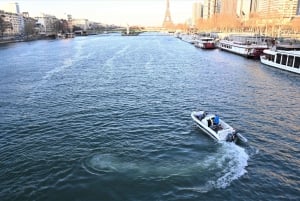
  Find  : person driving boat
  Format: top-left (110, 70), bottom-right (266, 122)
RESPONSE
top-left (213, 114), bottom-right (219, 125)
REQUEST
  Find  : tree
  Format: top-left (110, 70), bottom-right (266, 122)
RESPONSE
top-left (24, 18), bottom-right (36, 39)
top-left (0, 15), bottom-right (5, 39)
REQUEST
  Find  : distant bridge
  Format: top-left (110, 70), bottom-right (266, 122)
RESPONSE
top-left (143, 27), bottom-right (175, 32)
top-left (110, 26), bottom-right (175, 33)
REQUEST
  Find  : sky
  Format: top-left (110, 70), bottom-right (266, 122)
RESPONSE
top-left (0, 0), bottom-right (202, 26)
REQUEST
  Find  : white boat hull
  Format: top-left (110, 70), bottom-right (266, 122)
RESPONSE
top-left (194, 37), bottom-right (216, 49)
top-left (191, 111), bottom-right (239, 142)
top-left (260, 50), bottom-right (300, 74)
top-left (218, 40), bottom-right (267, 58)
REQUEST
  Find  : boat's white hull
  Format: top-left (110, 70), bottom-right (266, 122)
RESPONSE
top-left (192, 113), bottom-right (219, 141)
top-left (191, 111), bottom-right (237, 142)
top-left (195, 42), bottom-right (216, 49)
top-left (194, 38), bottom-right (216, 49)
top-left (260, 55), bottom-right (300, 74)
top-left (219, 40), bottom-right (267, 58)
top-left (191, 111), bottom-right (247, 144)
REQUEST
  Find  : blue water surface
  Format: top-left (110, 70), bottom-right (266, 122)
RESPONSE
top-left (0, 33), bottom-right (299, 201)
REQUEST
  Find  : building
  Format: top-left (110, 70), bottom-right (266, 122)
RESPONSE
top-left (219, 0), bottom-right (238, 16)
top-left (250, 0), bottom-right (259, 13)
top-left (254, 0), bottom-right (300, 29)
top-left (67, 14), bottom-right (73, 32)
top-left (236, 0), bottom-right (251, 20)
top-left (282, 0), bottom-right (300, 18)
top-left (0, 2), bottom-right (24, 37)
top-left (192, 1), bottom-right (203, 26)
top-left (72, 19), bottom-right (89, 31)
top-left (0, 10), bottom-right (24, 37)
top-left (257, 0), bottom-right (299, 19)
top-left (203, 0), bottom-right (220, 19)
top-left (35, 13), bottom-right (58, 36)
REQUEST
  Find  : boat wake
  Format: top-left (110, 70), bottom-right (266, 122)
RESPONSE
top-left (206, 142), bottom-right (249, 189)
top-left (177, 142), bottom-right (249, 193)
top-left (82, 143), bottom-right (249, 192)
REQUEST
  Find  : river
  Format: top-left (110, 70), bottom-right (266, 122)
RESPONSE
top-left (0, 33), bottom-right (299, 201)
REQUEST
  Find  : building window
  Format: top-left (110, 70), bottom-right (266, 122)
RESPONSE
top-left (271, 55), bottom-right (275, 61)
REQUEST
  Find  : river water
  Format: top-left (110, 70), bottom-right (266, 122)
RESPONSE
top-left (0, 33), bottom-right (299, 201)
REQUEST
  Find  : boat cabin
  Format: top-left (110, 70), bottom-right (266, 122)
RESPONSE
top-left (263, 50), bottom-right (300, 69)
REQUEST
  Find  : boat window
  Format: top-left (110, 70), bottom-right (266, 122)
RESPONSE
top-left (281, 54), bottom-right (287, 65)
top-left (276, 54), bottom-right (281, 64)
top-left (287, 56), bottom-right (294, 67)
top-left (271, 55), bottom-right (275, 61)
top-left (294, 56), bottom-right (300, 69)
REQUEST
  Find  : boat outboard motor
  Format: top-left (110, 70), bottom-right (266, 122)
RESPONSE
top-left (226, 131), bottom-right (237, 142)
top-left (226, 133), bottom-right (234, 142)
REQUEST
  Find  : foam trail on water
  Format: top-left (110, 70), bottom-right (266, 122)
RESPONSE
top-left (103, 45), bottom-right (130, 68)
top-left (213, 142), bottom-right (249, 188)
top-left (176, 142), bottom-right (249, 193)
top-left (83, 142), bottom-right (249, 192)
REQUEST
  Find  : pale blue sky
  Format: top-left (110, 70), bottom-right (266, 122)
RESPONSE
top-left (1, 0), bottom-right (202, 26)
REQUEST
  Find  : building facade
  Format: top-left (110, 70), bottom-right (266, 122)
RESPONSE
top-left (192, 1), bottom-right (203, 26)
top-left (257, 0), bottom-right (299, 19)
top-left (203, 0), bottom-right (220, 19)
top-left (236, 0), bottom-right (251, 19)
top-left (0, 10), bottom-right (24, 37)
top-left (72, 19), bottom-right (89, 31)
top-left (35, 13), bottom-right (58, 36)
top-left (219, 0), bottom-right (238, 16)
top-left (298, 0), bottom-right (300, 15)
top-left (250, 0), bottom-right (259, 13)
top-left (0, 2), bottom-right (24, 37)
top-left (199, 0), bottom-right (300, 24)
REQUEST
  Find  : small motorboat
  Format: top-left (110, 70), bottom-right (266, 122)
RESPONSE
top-left (191, 111), bottom-right (247, 143)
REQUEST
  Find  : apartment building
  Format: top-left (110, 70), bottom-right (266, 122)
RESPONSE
top-left (258, 0), bottom-right (299, 18)
top-left (200, 0), bottom-right (299, 22)
top-left (203, 0), bottom-right (220, 19)
top-left (35, 13), bottom-right (59, 35)
top-left (237, 0), bottom-right (251, 19)
top-left (192, 1), bottom-right (203, 26)
top-left (0, 2), bottom-right (24, 37)
top-left (72, 19), bottom-right (89, 31)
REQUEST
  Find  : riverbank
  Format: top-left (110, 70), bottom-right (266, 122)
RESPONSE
top-left (0, 35), bottom-right (44, 45)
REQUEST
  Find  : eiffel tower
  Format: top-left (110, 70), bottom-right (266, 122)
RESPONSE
top-left (162, 0), bottom-right (173, 28)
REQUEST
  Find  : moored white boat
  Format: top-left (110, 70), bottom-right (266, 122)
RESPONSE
top-left (218, 35), bottom-right (268, 59)
top-left (260, 48), bottom-right (300, 74)
top-left (191, 111), bottom-right (247, 143)
top-left (180, 34), bottom-right (197, 44)
top-left (194, 37), bottom-right (216, 49)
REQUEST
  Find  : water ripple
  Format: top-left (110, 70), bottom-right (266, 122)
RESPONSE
top-left (0, 34), bottom-right (299, 201)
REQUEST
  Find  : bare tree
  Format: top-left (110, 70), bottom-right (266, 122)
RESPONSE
top-left (24, 18), bottom-right (36, 40)
top-left (0, 15), bottom-right (5, 39)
